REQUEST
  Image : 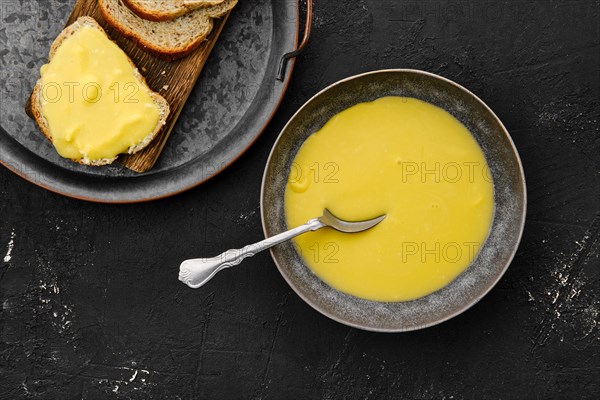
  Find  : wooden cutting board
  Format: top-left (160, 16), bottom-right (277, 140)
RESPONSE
top-left (26, 0), bottom-right (231, 173)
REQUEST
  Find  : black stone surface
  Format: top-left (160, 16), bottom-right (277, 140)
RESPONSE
top-left (1, 0), bottom-right (599, 398)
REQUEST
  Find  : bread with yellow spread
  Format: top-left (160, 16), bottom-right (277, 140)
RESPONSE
top-left (30, 17), bottom-right (170, 166)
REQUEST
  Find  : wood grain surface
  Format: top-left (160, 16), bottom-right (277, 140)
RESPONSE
top-left (30, 0), bottom-right (230, 172)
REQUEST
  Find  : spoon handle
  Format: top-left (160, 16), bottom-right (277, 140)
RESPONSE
top-left (179, 218), bottom-right (325, 289)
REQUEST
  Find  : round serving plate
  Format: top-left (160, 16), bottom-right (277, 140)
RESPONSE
top-left (0, 0), bottom-right (303, 202)
top-left (261, 69), bottom-right (527, 332)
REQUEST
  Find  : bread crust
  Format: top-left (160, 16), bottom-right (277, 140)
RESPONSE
top-left (121, 0), bottom-right (228, 22)
top-left (31, 16), bottom-right (170, 166)
top-left (121, 0), bottom-right (188, 22)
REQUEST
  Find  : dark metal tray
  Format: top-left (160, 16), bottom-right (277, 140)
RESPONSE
top-left (0, 0), bottom-right (307, 202)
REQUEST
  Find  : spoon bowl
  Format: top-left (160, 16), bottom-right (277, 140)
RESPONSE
top-left (320, 209), bottom-right (386, 233)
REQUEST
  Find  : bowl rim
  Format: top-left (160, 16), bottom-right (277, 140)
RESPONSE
top-left (260, 68), bottom-right (527, 332)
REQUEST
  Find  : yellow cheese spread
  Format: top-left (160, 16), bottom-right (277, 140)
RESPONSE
top-left (39, 26), bottom-right (160, 161)
top-left (284, 97), bottom-right (495, 302)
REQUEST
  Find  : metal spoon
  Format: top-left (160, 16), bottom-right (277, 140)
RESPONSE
top-left (178, 209), bottom-right (386, 289)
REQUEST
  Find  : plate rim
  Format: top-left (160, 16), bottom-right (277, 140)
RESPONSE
top-left (0, 0), bottom-right (300, 203)
top-left (260, 68), bottom-right (527, 332)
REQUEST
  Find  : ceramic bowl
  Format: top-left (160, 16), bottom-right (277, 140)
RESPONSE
top-left (261, 69), bottom-right (526, 332)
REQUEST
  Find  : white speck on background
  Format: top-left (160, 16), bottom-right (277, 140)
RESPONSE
top-left (21, 382), bottom-right (30, 395)
top-left (526, 291), bottom-right (535, 302)
top-left (3, 230), bottom-right (15, 262)
top-left (129, 370), bottom-right (138, 382)
top-left (239, 208), bottom-right (258, 222)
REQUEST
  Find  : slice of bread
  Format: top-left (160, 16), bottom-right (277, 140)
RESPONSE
top-left (100, 0), bottom-right (238, 60)
top-left (30, 16), bottom-right (170, 166)
top-left (196, 0), bottom-right (238, 18)
top-left (122, 0), bottom-right (227, 22)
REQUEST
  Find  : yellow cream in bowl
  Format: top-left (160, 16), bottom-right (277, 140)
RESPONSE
top-left (284, 97), bottom-right (494, 302)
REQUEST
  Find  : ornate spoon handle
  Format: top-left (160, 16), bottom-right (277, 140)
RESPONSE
top-left (179, 218), bottom-right (325, 289)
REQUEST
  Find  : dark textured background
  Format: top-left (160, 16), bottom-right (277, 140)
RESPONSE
top-left (1, 0), bottom-right (599, 398)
